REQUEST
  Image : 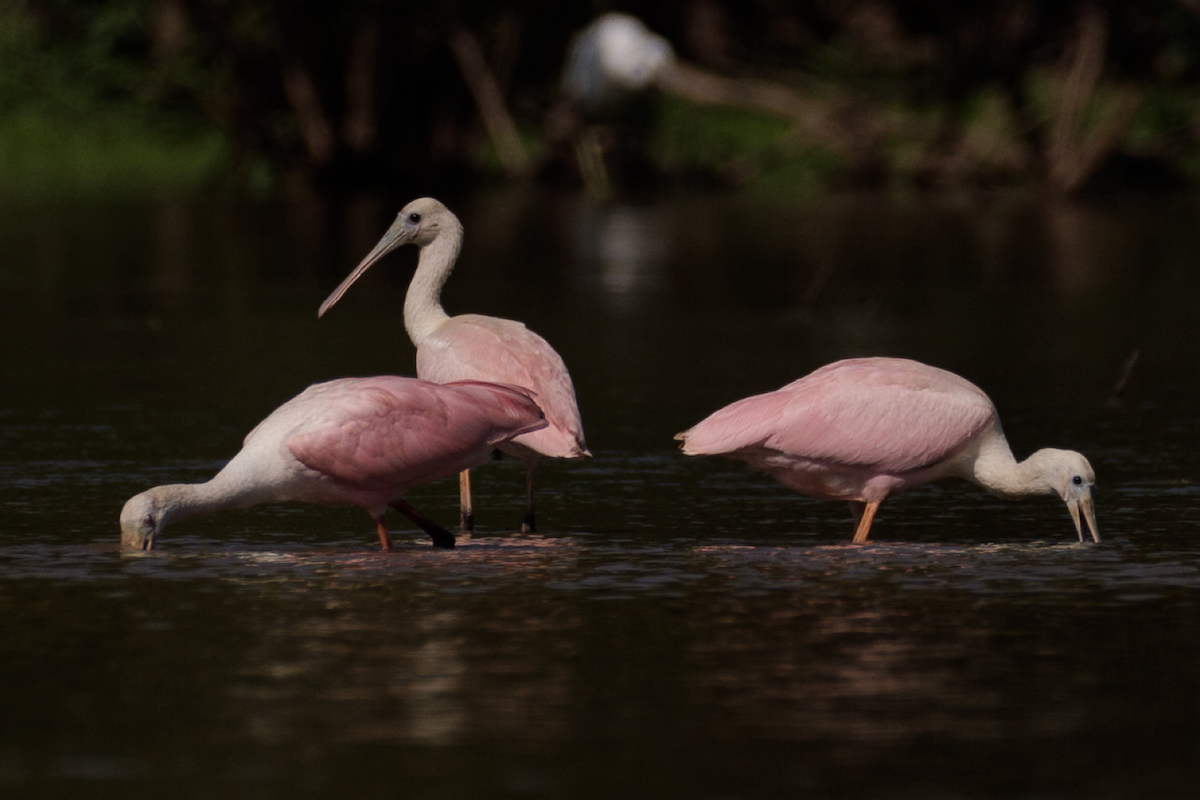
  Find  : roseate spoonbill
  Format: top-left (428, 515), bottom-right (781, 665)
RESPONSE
top-left (120, 377), bottom-right (548, 552)
top-left (676, 357), bottom-right (1099, 543)
top-left (318, 198), bottom-right (589, 533)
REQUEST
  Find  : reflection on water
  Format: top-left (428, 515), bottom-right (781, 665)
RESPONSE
top-left (572, 203), bottom-right (672, 302)
top-left (4, 525), bottom-right (1200, 795)
top-left (2, 190), bottom-right (1200, 797)
top-left (8, 530), bottom-right (1198, 595)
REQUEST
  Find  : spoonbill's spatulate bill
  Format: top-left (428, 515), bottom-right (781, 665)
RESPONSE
top-left (319, 197), bottom-right (589, 533)
top-left (120, 377), bottom-right (547, 551)
top-left (677, 357), bottom-right (1099, 543)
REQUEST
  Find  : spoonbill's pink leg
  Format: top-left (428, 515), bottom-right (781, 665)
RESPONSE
top-left (458, 470), bottom-right (475, 532)
top-left (851, 500), bottom-right (881, 544)
top-left (374, 517), bottom-right (394, 552)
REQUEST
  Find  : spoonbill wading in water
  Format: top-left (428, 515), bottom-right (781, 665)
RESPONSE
top-left (676, 357), bottom-right (1099, 543)
top-left (120, 377), bottom-right (547, 551)
top-left (319, 198), bottom-right (589, 533)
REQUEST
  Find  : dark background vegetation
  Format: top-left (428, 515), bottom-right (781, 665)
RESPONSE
top-left (4, 0), bottom-right (1200, 196)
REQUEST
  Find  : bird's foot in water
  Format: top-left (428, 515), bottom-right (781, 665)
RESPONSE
top-left (427, 528), bottom-right (457, 549)
top-left (390, 499), bottom-right (457, 549)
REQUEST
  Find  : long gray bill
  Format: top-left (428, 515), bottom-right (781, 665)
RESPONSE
top-left (317, 226), bottom-right (408, 317)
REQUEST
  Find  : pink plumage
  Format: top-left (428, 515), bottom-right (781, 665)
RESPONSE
top-left (318, 197), bottom-right (589, 533)
top-left (678, 357), bottom-right (1099, 543)
top-left (120, 377), bottom-right (548, 551)
top-left (287, 378), bottom-right (552, 490)
top-left (416, 315), bottom-right (588, 460)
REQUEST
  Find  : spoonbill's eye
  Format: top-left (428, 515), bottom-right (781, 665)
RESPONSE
top-left (1072, 475), bottom-right (1084, 486)
top-left (407, 212), bottom-right (421, 224)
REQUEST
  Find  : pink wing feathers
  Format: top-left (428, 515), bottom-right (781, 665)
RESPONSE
top-left (286, 377), bottom-right (547, 492)
top-left (416, 314), bottom-right (589, 458)
top-left (680, 358), bottom-right (996, 475)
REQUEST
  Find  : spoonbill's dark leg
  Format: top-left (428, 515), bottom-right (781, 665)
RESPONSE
top-left (851, 500), bottom-right (881, 544)
top-left (374, 517), bottom-right (394, 552)
top-left (521, 459), bottom-right (538, 533)
top-left (459, 470), bottom-right (475, 532)
top-left (390, 499), bottom-right (457, 549)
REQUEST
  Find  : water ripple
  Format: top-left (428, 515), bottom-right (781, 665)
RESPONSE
top-left (2, 534), bottom-right (1197, 603)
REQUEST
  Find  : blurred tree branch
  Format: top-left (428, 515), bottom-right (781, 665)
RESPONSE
top-left (3, 0), bottom-right (1200, 193)
top-left (1047, 3), bottom-right (1142, 192)
top-left (448, 25), bottom-right (530, 178)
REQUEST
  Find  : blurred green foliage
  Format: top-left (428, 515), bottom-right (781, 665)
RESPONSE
top-left (0, 110), bottom-right (227, 196)
top-left (3, 0), bottom-right (1200, 196)
top-left (650, 97), bottom-right (841, 195)
top-left (0, 0), bottom-right (229, 196)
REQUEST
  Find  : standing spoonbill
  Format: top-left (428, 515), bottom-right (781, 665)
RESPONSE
top-left (318, 198), bottom-right (589, 533)
top-left (120, 377), bottom-right (547, 551)
top-left (676, 357), bottom-right (1099, 543)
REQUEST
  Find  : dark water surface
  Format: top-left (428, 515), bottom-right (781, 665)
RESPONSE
top-left (2, 189), bottom-right (1199, 798)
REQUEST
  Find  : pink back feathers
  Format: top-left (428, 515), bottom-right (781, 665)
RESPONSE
top-left (416, 314), bottom-right (589, 458)
top-left (679, 358), bottom-right (996, 475)
top-left (286, 377), bottom-right (547, 492)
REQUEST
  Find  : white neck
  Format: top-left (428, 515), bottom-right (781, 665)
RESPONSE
top-left (152, 473), bottom-right (274, 530)
top-left (403, 224), bottom-right (461, 346)
top-left (966, 436), bottom-right (1057, 499)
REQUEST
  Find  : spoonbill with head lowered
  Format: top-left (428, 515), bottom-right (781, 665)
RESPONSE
top-left (676, 357), bottom-right (1099, 543)
top-left (120, 377), bottom-right (548, 551)
top-left (318, 198), bottom-right (589, 533)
